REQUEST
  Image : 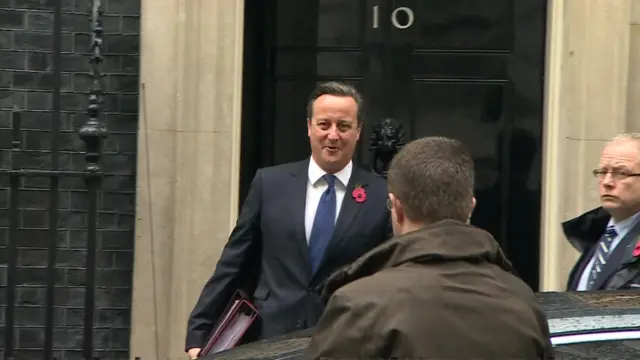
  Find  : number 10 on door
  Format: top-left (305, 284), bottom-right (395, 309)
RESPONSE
top-left (372, 6), bottom-right (415, 29)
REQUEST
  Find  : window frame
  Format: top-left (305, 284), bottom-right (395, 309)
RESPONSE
top-left (552, 330), bottom-right (640, 346)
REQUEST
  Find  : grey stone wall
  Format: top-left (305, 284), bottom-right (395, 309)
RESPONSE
top-left (0, 0), bottom-right (139, 359)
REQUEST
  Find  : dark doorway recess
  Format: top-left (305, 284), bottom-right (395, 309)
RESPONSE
top-left (240, 0), bottom-right (548, 291)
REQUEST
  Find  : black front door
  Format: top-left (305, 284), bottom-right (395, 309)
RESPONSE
top-left (241, 0), bottom-right (547, 290)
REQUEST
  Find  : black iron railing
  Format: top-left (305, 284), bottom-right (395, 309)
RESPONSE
top-left (78, 0), bottom-right (108, 359)
top-left (0, 0), bottom-right (109, 359)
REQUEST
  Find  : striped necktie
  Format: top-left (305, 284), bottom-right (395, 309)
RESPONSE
top-left (587, 225), bottom-right (618, 290)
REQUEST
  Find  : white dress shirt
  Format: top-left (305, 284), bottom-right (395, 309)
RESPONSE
top-left (304, 158), bottom-right (353, 244)
top-left (577, 211), bottom-right (640, 290)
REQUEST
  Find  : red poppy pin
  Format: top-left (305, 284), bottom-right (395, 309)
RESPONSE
top-left (352, 183), bottom-right (366, 203)
top-left (633, 237), bottom-right (640, 258)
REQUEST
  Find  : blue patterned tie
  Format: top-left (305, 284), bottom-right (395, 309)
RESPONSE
top-left (587, 225), bottom-right (618, 289)
top-left (308, 174), bottom-right (336, 273)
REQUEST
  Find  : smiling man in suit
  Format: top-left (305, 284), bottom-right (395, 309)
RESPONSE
top-left (185, 81), bottom-right (391, 359)
top-left (564, 133), bottom-right (640, 291)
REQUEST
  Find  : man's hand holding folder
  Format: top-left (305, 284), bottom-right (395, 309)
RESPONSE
top-left (189, 290), bottom-right (259, 358)
top-left (187, 347), bottom-right (201, 359)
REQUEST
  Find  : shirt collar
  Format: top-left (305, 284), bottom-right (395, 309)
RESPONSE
top-left (308, 157), bottom-right (352, 187)
top-left (608, 211), bottom-right (640, 235)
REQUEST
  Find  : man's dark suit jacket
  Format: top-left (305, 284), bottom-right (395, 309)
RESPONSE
top-left (564, 206), bottom-right (640, 291)
top-left (185, 159), bottom-right (391, 351)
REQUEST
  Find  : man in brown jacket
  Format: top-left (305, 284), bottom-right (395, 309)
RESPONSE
top-left (308, 136), bottom-right (554, 360)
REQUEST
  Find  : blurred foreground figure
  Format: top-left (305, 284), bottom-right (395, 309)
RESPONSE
top-left (308, 136), bottom-right (554, 360)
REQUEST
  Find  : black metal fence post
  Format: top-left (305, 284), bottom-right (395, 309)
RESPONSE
top-left (78, 1), bottom-right (108, 359)
top-left (0, 1), bottom-right (116, 359)
top-left (3, 108), bottom-right (21, 360)
top-left (44, 0), bottom-right (63, 357)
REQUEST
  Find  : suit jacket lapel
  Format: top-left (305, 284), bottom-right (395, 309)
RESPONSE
top-left (605, 231), bottom-right (640, 289)
top-left (608, 259), bottom-right (640, 289)
top-left (618, 225), bottom-right (640, 266)
top-left (593, 219), bottom-right (640, 290)
top-left (569, 250), bottom-right (594, 290)
top-left (290, 159), bottom-right (312, 275)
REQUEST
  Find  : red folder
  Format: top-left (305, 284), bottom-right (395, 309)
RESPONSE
top-left (198, 290), bottom-right (259, 356)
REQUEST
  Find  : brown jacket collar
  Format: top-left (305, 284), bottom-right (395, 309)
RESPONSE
top-left (321, 219), bottom-right (516, 301)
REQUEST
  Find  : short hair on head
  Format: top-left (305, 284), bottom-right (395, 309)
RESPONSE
top-left (609, 132), bottom-right (640, 144)
top-left (607, 132), bottom-right (640, 163)
top-left (387, 136), bottom-right (475, 223)
top-left (306, 81), bottom-right (364, 124)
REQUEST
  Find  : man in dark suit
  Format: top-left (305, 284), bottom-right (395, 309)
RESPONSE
top-left (185, 81), bottom-right (391, 358)
top-left (564, 133), bottom-right (640, 291)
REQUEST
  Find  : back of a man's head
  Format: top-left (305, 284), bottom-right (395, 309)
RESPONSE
top-left (387, 136), bottom-right (475, 226)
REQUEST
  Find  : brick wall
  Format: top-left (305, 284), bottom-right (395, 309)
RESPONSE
top-left (0, 0), bottom-right (139, 359)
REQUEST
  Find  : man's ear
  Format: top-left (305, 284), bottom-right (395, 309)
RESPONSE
top-left (390, 194), bottom-right (405, 224)
top-left (467, 197), bottom-right (477, 224)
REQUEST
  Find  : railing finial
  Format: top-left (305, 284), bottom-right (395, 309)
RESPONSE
top-left (78, 0), bottom-right (108, 175)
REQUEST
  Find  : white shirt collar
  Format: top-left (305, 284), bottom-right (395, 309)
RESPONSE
top-left (308, 157), bottom-right (352, 187)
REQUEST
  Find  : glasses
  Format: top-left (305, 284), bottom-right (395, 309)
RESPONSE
top-left (592, 168), bottom-right (640, 181)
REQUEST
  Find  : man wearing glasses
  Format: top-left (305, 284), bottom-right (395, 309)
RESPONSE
top-left (563, 133), bottom-right (640, 291)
